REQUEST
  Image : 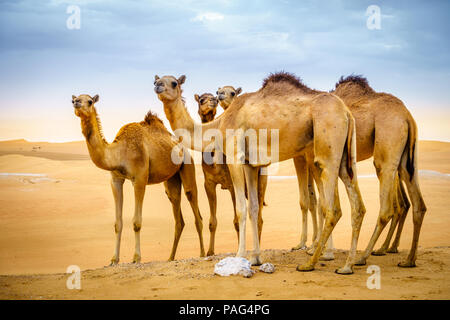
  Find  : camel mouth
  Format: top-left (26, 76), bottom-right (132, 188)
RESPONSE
top-left (218, 94), bottom-right (226, 101)
top-left (154, 86), bottom-right (165, 94)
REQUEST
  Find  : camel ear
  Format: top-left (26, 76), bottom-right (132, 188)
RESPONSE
top-left (154, 75), bottom-right (160, 81)
top-left (194, 94), bottom-right (200, 102)
top-left (92, 95), bottom-right (99, 103)
top-left (72, 95), bottom-right (77, 101)
top-left (177, 75), bottom-right (186, 85)
top-left (235, 87), bottom-right (242, 95)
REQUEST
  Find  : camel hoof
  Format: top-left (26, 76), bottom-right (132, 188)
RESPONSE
top-left (306, 248), bottom-right (315, 256)
top-left (335, 265), bottom-right (354, 274)
top-left (371, 249), bottom-right (387, 256)
top-left (110, 256), bottom-right (119, 266)
top-left (319, 252), bottom-right (335, 261)
top-left (387, 247), bottom-right (399, 254)
top-left (206, 250), bottom-right (215, 257)
top-left (354, 258), bottom-right (367, 266)
top-left (249, 255), bottom-right (262, 266)
top-left (291, 244), bottom-right (307, 251)
top-left (398, 261), bottom-right (416, 268)
top-left (296, 264), bottom-right (314, 272)
top-left (132, 254), bottom-right (141, 264)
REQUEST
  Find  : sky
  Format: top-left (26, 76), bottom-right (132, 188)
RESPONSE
top-left (0, 0), bottom-right (449, 142)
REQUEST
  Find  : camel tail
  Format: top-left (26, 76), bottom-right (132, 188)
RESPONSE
top-left (406, 116), bottom-right (418, 181)
top-left (346, 112), bottom-right (357, 180)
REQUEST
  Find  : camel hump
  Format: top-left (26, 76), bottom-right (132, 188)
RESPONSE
top-left (144, 111), bottom-right (164, 126)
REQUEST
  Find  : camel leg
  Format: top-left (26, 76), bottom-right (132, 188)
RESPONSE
top-left (292, 155), bottom-right (310, 251)
top-left (373, 175), bottom-right (405, 255)
top-left (335, 156), bottom-right (367, 274)
top-left (244, 165), bottom-right (262, 266)
top-left (398, 154), bottom-right (427, 267)
top-left (228, 163), bottom-right (247, 259)
top-left (307, 162), bottom-right (335, 260)
top-left (204, 180), bottom-right (218, 256)
top-left (257, 169), bottom-right (267, 242)
top-left (164, 173), bottom-right (184, 261)
top-left (179, 161), bottom-right (205, 257)
top-left (354, 165), bottom-right (398, 266)
top-left (229, 188), bottom-right (240, 241)
top-left (110, 174), bottom-right (124, 265)
top-left (308, 170), bottom-right (319, 246)
top-left (132, 178), bottom-right (146, 264)
top-left (387, 180), bottom-right (410, 253)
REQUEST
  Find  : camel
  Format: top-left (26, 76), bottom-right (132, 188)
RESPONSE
top-left (216, 86), bottom-right (321, 253)
top-left (71, 94), bottom-right (205, 265)
top-left (195, 92), bottom-right (267, 256)
top-left (294, 75), bottom-right (427, 268)
top-left (216, 86), bottom-right (242, 110)
top-left (154, 72), bottom-right (366, 273)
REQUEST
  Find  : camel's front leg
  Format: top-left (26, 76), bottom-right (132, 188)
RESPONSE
top-left (228, 164), bottom-right (247, 259)
top-left (110, 175), bottom-right (124, 265)
top-left (292, 156), bottom-right (310, 250)
top-left (205, 181), bottom-right (218, 256)
top-left (132, 179), bottom-right (146, 264)
top-left (244, 165), bottom-right (262, 265)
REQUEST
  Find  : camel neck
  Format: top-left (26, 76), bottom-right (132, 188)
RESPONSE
top-left (163, 97), bottom-right (220, 152)
top-left (80, 110), bottom-right (115, 171)
top-left (200, 112), bottom-right (216, 124)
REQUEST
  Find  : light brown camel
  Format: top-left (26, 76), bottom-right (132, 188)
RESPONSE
top-left (72, 94), bottom-right (205, 265)
top-left (295, 75), bottom-right (426, 268)
top-left (216, 86), bottom-right (242, 110)
top-left (217, 87), bottom-right (321, 253)
top-left (333, 75), bottom-right (426, 267)
top-left (154, 72), bottom-right (365, 273)
top-left (195, 92), bottom-right (267, 255)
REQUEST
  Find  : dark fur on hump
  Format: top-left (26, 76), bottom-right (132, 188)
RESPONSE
top-left (335, 74), bottom-right (373, 91)
top-left (262, 71), bottom-right (316, 93)
top-left (143, 110), bottom-right (164, 125)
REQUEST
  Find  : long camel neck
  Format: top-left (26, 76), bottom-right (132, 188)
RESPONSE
top-left (163, 97), bottom-right (220, 152)
top-left (80, 110), bottom-right (116, 171)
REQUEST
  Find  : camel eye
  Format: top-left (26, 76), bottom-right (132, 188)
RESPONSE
top-left (71, 100), bottom-right (74, 104)
top-left (199, 99), bottom-right (205, 104)
top-left (88, 100), bottom-right (93, 106)
top-left (171, 81), bottom-right (178, 88)
top-left (231, 92), bottom-right (235, 96)
top-left (216, 91), bottom-right (219, 95)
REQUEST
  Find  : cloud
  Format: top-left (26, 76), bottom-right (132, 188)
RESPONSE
top-left (191, 12), bottom-right (224, 22)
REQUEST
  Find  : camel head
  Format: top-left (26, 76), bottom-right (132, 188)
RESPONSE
top-left (216, 86), bottom-right (242, 110)
top-left (72, 94), bottom-right (99, 118)
top-left (154, 75), bottom-right (186, 102)
top-left (195, 93), bottom-right (218, 123)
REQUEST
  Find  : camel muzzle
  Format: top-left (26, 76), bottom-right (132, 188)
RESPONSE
top-left (155, 86), bottom-right (165, 94)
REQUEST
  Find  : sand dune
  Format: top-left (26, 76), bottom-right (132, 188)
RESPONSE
top-left (0, 139), bottom-right (449, 299)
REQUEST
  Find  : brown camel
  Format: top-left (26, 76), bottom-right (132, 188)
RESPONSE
top-left (154, 72), bottom-right (365, 273)
top-left (217, 87), bottom-right (321, 253)
top-left (72, 94), bottom-right (205, 265)
top-left (216, 86), bottom-right (242, 110)
top-left (333, 75), bottom-right (426, 267)
top-left (195, 92), bottom-right (267, 255)
top-left (295, 75), bottom-right (426, 268)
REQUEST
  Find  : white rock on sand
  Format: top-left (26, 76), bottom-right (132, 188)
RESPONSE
top-left (259, 263), bottom-right (275, 273)
top-left (214, 257), bottom-right (255, 278)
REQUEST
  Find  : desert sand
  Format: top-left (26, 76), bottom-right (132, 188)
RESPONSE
top-left (0, 139), bottom-right (449, 299)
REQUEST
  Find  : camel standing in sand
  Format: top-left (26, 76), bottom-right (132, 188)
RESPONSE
top-left (217, 86), bottom-right (321, 253)
top-left (294, 75), bottom-right (426, 268)
top-left (154, 72), bottom-right (365, 273)
top-left (195, 93), bottom-right (267, 255)
top-left (72, 94), bottom-right (205, 264)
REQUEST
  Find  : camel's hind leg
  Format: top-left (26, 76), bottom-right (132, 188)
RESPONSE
top-left (110, 174), bottom-right (125, 265)
top-left (244, 165), bottom-right (262, 266)
top-left (229, 188), bottom-right (240, 241)
top-left (257, 168), bottom-right (268, 242)
top-left (132, 176), bottom-right (147, 264)
top-left (164, 173), bottom-right (184, 261)
top-left (373, 174), bottom-right (409, 255)
top-left (308, 169), bottom-right (319, 246)
top-left (179, 160), bottom-right (206, 258)
top-left (398, 152), bottom-right (427, 267)
top-left (292, 155), bottom-right (311, 251)
top-left (387, 180), bottom-right (410, 253)
top-left (204, 180), bottom-right (218, 256)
